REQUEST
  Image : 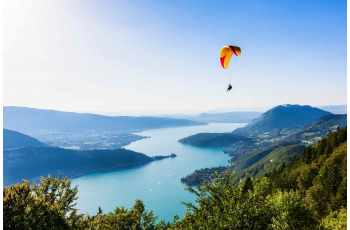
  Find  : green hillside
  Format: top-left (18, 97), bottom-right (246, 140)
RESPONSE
top-left (235, 145), bottom-right (306, 180)
top-left (181, 114), bottom-right (347, 187)
top-left (178, 133), bottom-right (252, 147)
top-left (268, 127), bottom-right (347, 217)
top-left (181, 139), bottom-right (300, 186)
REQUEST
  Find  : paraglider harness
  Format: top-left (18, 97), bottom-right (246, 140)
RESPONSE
top-left (227, 84), bottom-right (232, 92)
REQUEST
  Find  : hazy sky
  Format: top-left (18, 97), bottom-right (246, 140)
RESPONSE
top-left (3, 0), bottom-right (347, 113)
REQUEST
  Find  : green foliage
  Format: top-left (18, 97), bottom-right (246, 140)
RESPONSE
top-left (101, 200), bottom-right (160, 229)
top-left (176, 171), bottom-right (317, 229)
top-left (177, 172), bottom-right (273, 229)
top-left (268, 190), bottom-right (317, 229)
top-left (319, 208), bottom-right (347, 230)
top-left (76, 200), bottom-right (171, 229)
top-left (180, 166), bottom-right (227, 186)
top-left (268, 127), bottom-right (347, 219)
top-left (3, 175), bottom-right (169, 230)
top-left (3, 180), bottom-right (68, 230)
top-left (32, 175), bottom-right (82, 228)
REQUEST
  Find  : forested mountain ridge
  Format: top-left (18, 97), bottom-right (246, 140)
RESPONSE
top-left (233, 144), bottom-right (306, 180)
top-left (3, 146), bottom-right (172, 186)
top-left (181, 115), bottom-right (346, 187)
top-left (232, 114), bottom-right (348, 178)
top-left (233, 104), bottom-right (331, 135)
top-left (267, 126), bottom-right (347, 218)
top-left (3, 129), bottom-right (47, 149)
top-left (178, 133), bottom-right (252, 147)
top-left (3, 106), bottom-right (206, 134)
top-left (317, 105), bottom-right (347, 114)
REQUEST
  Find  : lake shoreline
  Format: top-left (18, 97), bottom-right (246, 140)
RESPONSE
top-left (72, 123), bottom-right (247, 223)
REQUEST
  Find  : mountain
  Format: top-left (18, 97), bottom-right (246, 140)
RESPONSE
top-left (229, 114), bottom-right (347, 176)
top-left (195, 112), bottom-right (262, 123)
top-left (289, 114), bottom-right (347, 142)
top-left (177, 114), bottom-right (346, 158)
top-left (3, 146), bottom-right (172, 186)
top-left (3, 129), bottom-right (47, 149)
top-left (3, 106), bottom-right (206, 135)
top-left (233, 104), bottom-right (331, 135)
top-left (178, 133), bottom-right (252, 147)
top-left (155, 111), bottom-right (263, 123)
top-left (317, 105), bottom-right (347, 114)
top-left (181, 114), bottom-right (347, 186)
top-left (206, 107), bottom-right (269, 114)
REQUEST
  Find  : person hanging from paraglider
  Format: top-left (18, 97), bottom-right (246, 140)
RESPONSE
top-left (220, 45), bottom-right (241, 92)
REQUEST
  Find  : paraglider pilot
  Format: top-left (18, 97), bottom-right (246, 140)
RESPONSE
top-left (227, 84), bottom-right (232, 92)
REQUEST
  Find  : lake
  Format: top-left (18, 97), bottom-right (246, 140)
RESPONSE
top-left (71, 123), bottom-right (246, 222)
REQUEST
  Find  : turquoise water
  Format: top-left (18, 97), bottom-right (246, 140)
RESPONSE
top-left (71, 123), bottom-right (246, 222)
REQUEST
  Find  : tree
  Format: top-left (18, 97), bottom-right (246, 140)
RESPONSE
top-left (177, 171), bottom-right (274, 229)
top-left (268, 190), bottom-right (317, 229)
top-left (32, 174), bottom-right (82, 228)
top-left (3, 181), bottom-right (68, 230)
top-left (101, 199), bottom-right (164, 229)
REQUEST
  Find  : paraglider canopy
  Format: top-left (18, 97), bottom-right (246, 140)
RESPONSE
top-left (220, 45), bottom-right (241, 69)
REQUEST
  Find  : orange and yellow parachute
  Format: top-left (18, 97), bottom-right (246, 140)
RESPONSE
top-left (220, 45), bottom-right (241, 69)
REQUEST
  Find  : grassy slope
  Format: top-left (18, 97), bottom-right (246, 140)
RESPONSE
top-left (228, 139), bottom-right (300, 171)
top-left (234, 145), bottom-right (306, 179)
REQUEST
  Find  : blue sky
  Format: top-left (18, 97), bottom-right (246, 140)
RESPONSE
top-left (3, 0), bottom-right (347, 113)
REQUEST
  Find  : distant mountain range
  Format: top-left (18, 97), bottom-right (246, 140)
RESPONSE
top-left (206, 107), bottom-right (269, 114)
top-left (4, 129), bottom-right (47, 149)
top-left (316, 105), bottom-right (347, 114)
top-left (233, 104), bottom-right (331, 134)
top-left (3, 106), bottom-right (206, 135)
top-left (155, 104), bottom-right (346, 124)
top-left (156, 111), bottom-right (263, 123)
top-left (205, 105), bottom-right (346, 114)
top-left (195, 111), bottom-right (262, 123)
